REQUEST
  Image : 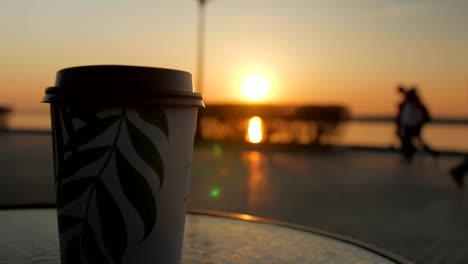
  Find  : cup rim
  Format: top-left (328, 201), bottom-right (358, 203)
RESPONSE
top-left (42, 65), bottom-right (204, 107)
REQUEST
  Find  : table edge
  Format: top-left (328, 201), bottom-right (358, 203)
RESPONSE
top-left (187, 208), bottom-right (413, 264)
top-left (0, 206), bottom-right (412, 264)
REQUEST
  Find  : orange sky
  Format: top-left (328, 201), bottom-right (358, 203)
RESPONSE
top-left (1, 0), bottom-right (467, 117)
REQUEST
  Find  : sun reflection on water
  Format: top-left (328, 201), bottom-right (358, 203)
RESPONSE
top-left (246, 116), bottom-right (263, 143)
top-left (244, 151), bottom-right (269, 211)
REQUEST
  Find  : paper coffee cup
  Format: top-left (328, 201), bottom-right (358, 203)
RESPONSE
top-left (43, 65), bottom-right (203, 263)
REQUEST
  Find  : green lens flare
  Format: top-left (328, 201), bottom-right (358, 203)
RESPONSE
top-left (210, 187), bottom-right (221, 198)
top-left (213, 143), bottom-right (222, 158)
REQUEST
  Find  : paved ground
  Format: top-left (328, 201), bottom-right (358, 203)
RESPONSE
top-left (190, 142), bottom-right (468, 264)
top-left (2, 132), bottom-right (468, 263)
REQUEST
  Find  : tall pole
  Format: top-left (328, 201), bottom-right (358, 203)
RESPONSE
top-left (196, 0), bottom-right (207, 94)
top-left (195, 0), bottom-right (208, 140)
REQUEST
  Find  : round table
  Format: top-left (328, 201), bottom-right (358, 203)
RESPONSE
top-left (0, 209), bottom-right (410, 263)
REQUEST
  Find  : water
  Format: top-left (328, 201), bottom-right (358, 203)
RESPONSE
top-left (5, 111), bottom-right (468, 152)
top-left (6, 111), bottom-right (51, 131)
top-left (337, 121), bottom-right (468, 152)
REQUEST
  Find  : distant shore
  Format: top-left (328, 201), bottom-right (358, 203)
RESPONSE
top-left (351, 116), bottom-right (468, 125)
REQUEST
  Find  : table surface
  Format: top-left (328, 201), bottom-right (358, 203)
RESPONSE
top-left (0, 209), bottom-right (410, 264)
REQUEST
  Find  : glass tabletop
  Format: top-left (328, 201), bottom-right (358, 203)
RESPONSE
top-left (0, 209), bottom-right (410, 263)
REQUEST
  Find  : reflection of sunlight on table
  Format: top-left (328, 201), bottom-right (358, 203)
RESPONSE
top-left (243, 151), bottom-right (269, 211)
top-left (238, 214), bottom-right (255, 221)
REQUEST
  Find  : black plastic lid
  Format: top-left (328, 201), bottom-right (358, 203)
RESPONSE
top-left (43, 65), bottom-right (204, 107)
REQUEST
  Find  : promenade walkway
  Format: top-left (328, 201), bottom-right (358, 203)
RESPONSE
top-left (2, 132), bottom-right (468, 263)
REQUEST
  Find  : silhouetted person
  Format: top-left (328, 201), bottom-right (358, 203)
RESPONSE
top-left (395, 86), bottom-right (439, 162)
top-left (450, 158), bottom-right (468, 188)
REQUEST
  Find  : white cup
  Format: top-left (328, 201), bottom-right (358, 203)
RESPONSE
top-left (43, 65), bottom-right (203, 263)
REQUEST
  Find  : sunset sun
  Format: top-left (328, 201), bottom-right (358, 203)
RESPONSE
top-left (241, 74), bottom-right (270, 101)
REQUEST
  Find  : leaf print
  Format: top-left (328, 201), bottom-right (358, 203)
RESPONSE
top-left (59, 147), bottom-right (110, 181)
top-left (96, 180), bottom-right (127, 263)
top-left (65, 115), bottom-right (120, 151)
top-left (65, 234), bottom-right (82, 264)
top-left (69, 105), bottom-right (108, 124)
top-left (57, 177), bottom-right (96, 208)
top-left (81, 222), bottom-right (109, 264)
top-left (126, 118), bottom-right (165, 189)
top-left (52, 106), bottom-right (65, 184)
top-left (60, 107), bottom-right (77, 147)
top-left (137, 107), bottom-right (169, 139)
top-left (116, 148), bottom-right (157, 241)
top-left (58, 215), bottom-right (83, 234)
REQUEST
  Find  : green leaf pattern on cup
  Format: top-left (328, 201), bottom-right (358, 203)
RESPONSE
top-left (65, 233), bottom-right (82, 263)
top-left (58, 147), bottom-right (110, 183)
top-left (56, 107), bottom-right (169, 263)
top-left (116, 148), bottom-right (157, 241)
top-left (96, 180), bottom-right (128, 263)
top-left (58, 215), bottom-right (83, 234)
top-left (81, 222), bottom-right (110, 263)
top-left (64, 115), bottom-right (120, 151)
top-left (57, 176), bottom-right (96, 208)
top-left (126, 118), bottom-right (165, 189)
top-left (137, 107), bottom-right (169, 139)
